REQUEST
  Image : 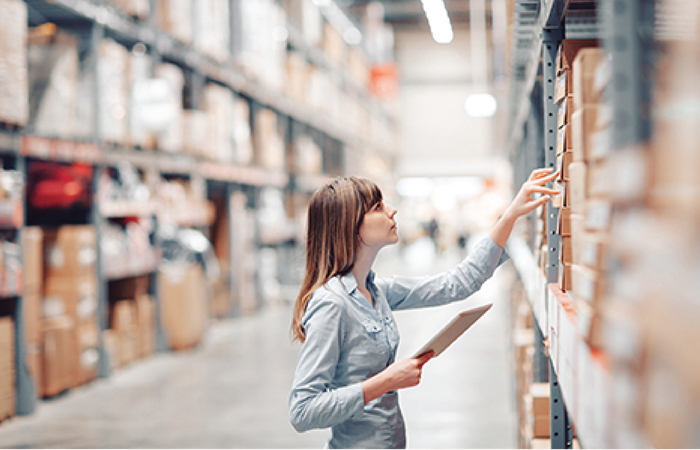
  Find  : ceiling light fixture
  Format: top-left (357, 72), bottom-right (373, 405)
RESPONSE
top-left (421, 0), bottom-right (453, 44)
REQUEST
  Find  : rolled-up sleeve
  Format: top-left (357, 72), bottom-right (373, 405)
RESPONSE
top-left (379, 236), bottom-right (509, 311)
top-left (289, 295), bottom-right (365, 432)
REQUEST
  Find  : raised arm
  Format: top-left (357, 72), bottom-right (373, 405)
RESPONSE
top-left (490, 168), bottom-right (560, 249)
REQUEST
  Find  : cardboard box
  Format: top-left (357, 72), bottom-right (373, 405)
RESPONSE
top-left (570, 214), bottom-right (586, 265)
top-left (560, 236), bottom-right (573, 265)
top-left (41, 316), bottom-right (78, 397)
top-left (22, 227), bottom-right (43, 293)
top-left (558, 208), bottom-right (571, 236)
top-left (158, 264), bottom-right (206, 351)
top-left (530, 383), bottom-right (550, 416)
top-left (556, 124), bottom-right (572, 156)
top-left (581, 232), bottom-right (609, 271)
top-left (43, 276), bottom-right (98, 324)
top-left (571, 264), bottom-right (604, 306)
top-left (558, 96), bottom-right (573, 129)
top-left (571, 106), bottom-right (600, 162)
top-left (585, 199), bottom-right (612, 231)
top-left (42, 226), bottom-right (97, 279)
top-left (568, 162), bottom-right (588, 214)
top-left (108, 276), bottom-right (150, 304)
top-left (557, 151), bottom-right (574, 181)
top-left (533, 413), bottom-right (551, 438)
top-left (555, 71), bottom-right (569, 104)
top-left (559, 263), bottom-right (573, 291)
top-left (23, 291), bottom-right (42, 345)
top-left (0, 317), bottom-right (14, 376)
top-left (573, 48), bottom-right (605, 107)
top-left (135, 295), bottom-right (155, 358)
top-left (557, 40), bottom-right (599, 75)
top-left (111, 300), bottom-right (139, 366)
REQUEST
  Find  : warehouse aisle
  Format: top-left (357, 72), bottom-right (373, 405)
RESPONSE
top-left (0, 237), bottom-right (516, 449)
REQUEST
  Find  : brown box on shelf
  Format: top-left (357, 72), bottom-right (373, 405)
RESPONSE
top-left (0, 316), bottom-right (14, 374)
top-left (558, 207), bottom-right (572, 236)
top-left (42, 226), bottom-right (97, 280)
top-left (556, 124), bottom-right (573, 155)
top-left (587, 159), bottom-right (613, 199)
top-left (573, 48), bottom-right (605, 107)
top-left (551, 181), bottom-right (568, 209)
top-left (23, 291), bottom-right (42, 345)
top-left (557, 95), bottom-right (573, 129)
top-left (581, 232), bottom-right (609, 271)
top-left (533, 413), bottom-right (551, 438)
top-left (22, 226), bottom-right (43, 294)
top-left (557, 39), bottom-right (599, 75)
top-left (571, 264), bottom-right (605, 306)
top-left (560, 236), bottom-right (573, 265)
top-left (575, 300), bottom-right (603, 348)
top-left (557, 151), bottom-right (574, 181)
top-left (135, 295), bottom-right (155, 358)
top-left (108, 276), bottom-right (150, 304)
top-left (41, 316), bottom-right (78, 398)
top-left (568, 161), bottom-right (588, 215)
top-left (571, 106), bottom-right (600, 162)
top-left (530, 383), bottom-right (550, 416)
top-left (111, 300), bottom-right (139, 366)
top-left (158, 264), bottom-right (206, 351)
top-left (554, 71), bottom-right (569, 104)
top-left (76, 321), bottom-right (98, 386)
top-left (43, 276), bottom-right (98, 325)
top-left (571, 213), bottom-right (586, 265)
top-left (559, 263), bottom-right (573, 291)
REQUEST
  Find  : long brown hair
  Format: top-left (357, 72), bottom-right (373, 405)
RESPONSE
top-left (291, 176), bottom-right (383, 342)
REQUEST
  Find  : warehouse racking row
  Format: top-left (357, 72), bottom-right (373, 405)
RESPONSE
top-left (506, 0), bottom-right (700, 448)
top-left (0, 0), bottom-right (399, 421)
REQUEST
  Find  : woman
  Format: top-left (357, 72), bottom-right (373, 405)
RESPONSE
top-left (289, 168), bottom-right (559, 449)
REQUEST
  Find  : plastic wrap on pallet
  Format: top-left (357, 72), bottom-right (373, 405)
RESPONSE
top-left (159, 0), bottom-right (193, 45)
top-left (153, 63), bottom-right (184, 153)
top-left (128, 48), bottom-right (154, 149)
top-left (27, 27), bottom-right (79, 138)
top-left (0, 0), bottom-right (28, 127)
top-left (236, 0), bottom-right (287, 90)
top-left (98, 39), bottom-right (129, 145)
top-left (194, 0), bottom-right (230, 62)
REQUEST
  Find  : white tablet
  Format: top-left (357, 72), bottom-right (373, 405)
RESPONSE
top-left (412, 304), bottom-right (493, 358)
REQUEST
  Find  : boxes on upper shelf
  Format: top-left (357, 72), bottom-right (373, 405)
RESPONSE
top-left (0, 0), bottom-right (28, 127)
top-left (104, 0), bottom-right (150, 20)
top-left (42, 226), bottom-right (97, 280)
top-left (27, 25), bottom-right (79, 138)
top-left (573, 48), bottom-right (605, 107)
top-left (555, 39), bottom-right (599, 104)
top-left (154, 63), bottom-right (184, 154)
top-left (159, 0), bottom-right (193, 45)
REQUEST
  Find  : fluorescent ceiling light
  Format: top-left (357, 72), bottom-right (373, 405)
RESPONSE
top-left (421, 0), bottom-right (453, 44)
top-left (465, 93), bottom-right (498, 118)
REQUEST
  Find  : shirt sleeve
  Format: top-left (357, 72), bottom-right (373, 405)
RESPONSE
top-left (289, 294), bottom-right (365, 433)
top-left (377, 236), bottom-right (510, 311)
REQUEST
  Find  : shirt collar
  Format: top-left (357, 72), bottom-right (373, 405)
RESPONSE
top-left (338, 270), bottom-right (377, 295)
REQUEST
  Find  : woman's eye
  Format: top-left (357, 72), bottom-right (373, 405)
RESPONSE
top-left (375, 203), bottom-right (382, 210)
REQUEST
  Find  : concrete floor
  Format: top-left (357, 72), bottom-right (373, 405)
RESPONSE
top-left (0, 237), bottom-right (517, 448)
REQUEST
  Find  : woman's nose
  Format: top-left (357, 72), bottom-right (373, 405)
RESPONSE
top-left (388, 206), bottom-right (397, 217)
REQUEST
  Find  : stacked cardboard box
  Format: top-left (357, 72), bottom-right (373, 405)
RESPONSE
top-left (628, 3), bottom-right (700, 446)
top-left (553, 40), bottom-right (598, 293)
top-left (0, 316), bottom-right (15, 420)
top-left (158, 264), bottom-right (206, 351)
top-left (107, 277), bottom-right (155, 367)
top-left (42, 226), bottom-right (99, 390)
top-left (0, 0), bottom-right (28, 127)
top-left (153, 63), bottom-right (184, 154)
top-left (21, 227), bottom-right (43, 397)
top-left (254, 108), bottom-right (286, 171)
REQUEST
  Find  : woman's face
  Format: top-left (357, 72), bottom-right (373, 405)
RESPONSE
top-left (359, 201), bottom-right (399, 248)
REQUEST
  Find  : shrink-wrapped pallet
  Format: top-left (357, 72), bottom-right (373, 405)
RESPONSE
top-left (0, 0), bottom-right (28, 127)
top-left (27, 26), bottom-right (79, 138)
top-left (154, 63), bottom-right (184, 153)
top-left (194, 0), bottom-right (230, 62)
top-left (159, 0), bottom-right (193, 45)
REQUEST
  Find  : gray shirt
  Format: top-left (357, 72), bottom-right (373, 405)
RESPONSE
top-left (289, 237), bottom-right (509, 448)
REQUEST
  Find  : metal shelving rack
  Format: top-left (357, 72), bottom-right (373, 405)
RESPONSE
top-left (5, 0), bottom-right (396, 417)
top-left (506, 0), bottom-right (656, 448)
